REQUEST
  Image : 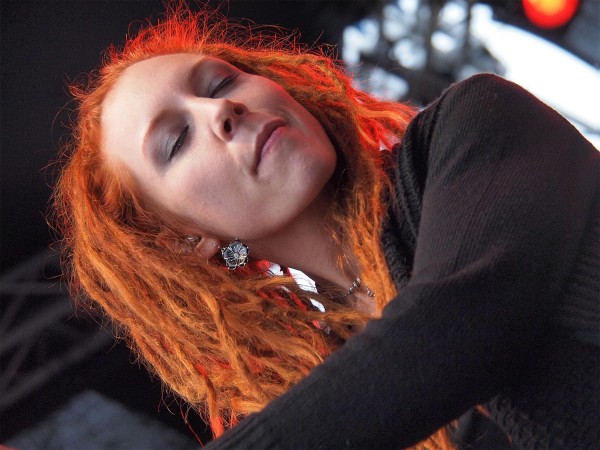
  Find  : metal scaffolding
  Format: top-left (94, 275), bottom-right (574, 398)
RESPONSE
top-left (0, 250), bottom-right (113, 413)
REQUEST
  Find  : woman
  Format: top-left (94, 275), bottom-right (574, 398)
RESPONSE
top-left (53, 3), bottom-right (598, 449)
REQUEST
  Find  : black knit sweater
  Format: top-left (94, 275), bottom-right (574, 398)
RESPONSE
top-left (205, 74), bottom-right (599, 449)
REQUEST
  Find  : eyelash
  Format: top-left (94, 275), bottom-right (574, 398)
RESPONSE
top-left (210, 74), bottom-right (237, 98)
top-left (169, 125), bottom-right (189, 161)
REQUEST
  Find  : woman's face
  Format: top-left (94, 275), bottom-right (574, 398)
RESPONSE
top-left (101, 53), bottom-right (336, 240)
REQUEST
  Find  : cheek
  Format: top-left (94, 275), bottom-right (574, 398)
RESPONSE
top-left (169, 173), bottom-right (216, 212)
top-left (160, 166), bottom-right (244, 234)
top-left (256, 78), bottom-right (297, 107)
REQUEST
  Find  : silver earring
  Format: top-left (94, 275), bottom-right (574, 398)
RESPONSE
top-left (221, 239), bottom-right (249, 270)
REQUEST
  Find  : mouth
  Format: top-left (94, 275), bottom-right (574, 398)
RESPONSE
top-left (254, 119), bottom-right (286, 172)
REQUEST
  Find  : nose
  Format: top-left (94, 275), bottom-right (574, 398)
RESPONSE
top-left (210, 99), bottom-right (247, 142)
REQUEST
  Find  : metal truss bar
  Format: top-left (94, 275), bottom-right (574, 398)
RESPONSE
top-left (0, 293), bottom-right (26, 334)
top-left (0, 331), bottom-right (113, 412)
top-left (0, 251), bottom-right (53, 284)
top-left (0, 282), bottom-right (65, 296)
top-left (0, 338), bottom-right (35, 392)
top-left (0, 300), bottom-right (72, 355)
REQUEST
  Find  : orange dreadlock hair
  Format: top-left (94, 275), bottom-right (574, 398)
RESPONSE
top-left (53, 2), bottom-right (453, 448)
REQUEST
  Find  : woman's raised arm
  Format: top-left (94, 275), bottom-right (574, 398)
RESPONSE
top-left (207, 74), bottom-right (599, 449)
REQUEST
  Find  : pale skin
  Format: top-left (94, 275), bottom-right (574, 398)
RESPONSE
top-left (101, 53), bottom-right (374, 310)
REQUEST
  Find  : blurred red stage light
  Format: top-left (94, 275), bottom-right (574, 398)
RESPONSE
top-left (522, 0), bottom-right (580, 29)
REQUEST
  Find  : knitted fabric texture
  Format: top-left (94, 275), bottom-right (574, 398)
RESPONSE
top-left (205, 74), bottom-right (599, 449)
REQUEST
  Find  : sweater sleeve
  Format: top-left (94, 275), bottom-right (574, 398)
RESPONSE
top-left (204, 74), bottom-right (599, 449)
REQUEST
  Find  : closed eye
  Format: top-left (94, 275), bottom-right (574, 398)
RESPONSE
top-left (169, 125), bottom-right (189, 161)
top-left (209, 74), bottom-right (238, 98)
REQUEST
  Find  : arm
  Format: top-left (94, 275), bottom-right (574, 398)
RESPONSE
top-left (206, 74), bottom-right (599, 449)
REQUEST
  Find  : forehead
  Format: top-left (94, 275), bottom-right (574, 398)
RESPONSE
top-left (113, 53), bottom-right (201, 95)
top-left (102, 52), bottom-right (206, 123)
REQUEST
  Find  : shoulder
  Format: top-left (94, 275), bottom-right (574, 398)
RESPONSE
top-left (399, 73), bottom-right (597, 179)
top-left (438, 72), bottom-right (534, 104)
top-left (388, 73), bottom-right (598, 248)
top-left (422, 73), bottom-right (573, 145)
top-left (435, 73), bottom-right (549, 113)
top-left (425, 73), bottom-right (599, 156)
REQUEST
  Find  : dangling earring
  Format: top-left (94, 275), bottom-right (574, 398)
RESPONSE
top-left (221, 239), bottom-right (249, 270)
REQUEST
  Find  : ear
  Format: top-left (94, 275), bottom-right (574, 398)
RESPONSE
top-left (193, 237), bottom-right (221, 260)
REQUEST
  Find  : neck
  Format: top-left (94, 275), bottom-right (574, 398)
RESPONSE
top-left (246, 193), bottom-right (377, 316)
top-left (248, 194), bottom-right (356, 294)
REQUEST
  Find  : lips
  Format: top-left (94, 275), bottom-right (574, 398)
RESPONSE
top-left (254, 119), bottom-right (285, 172)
